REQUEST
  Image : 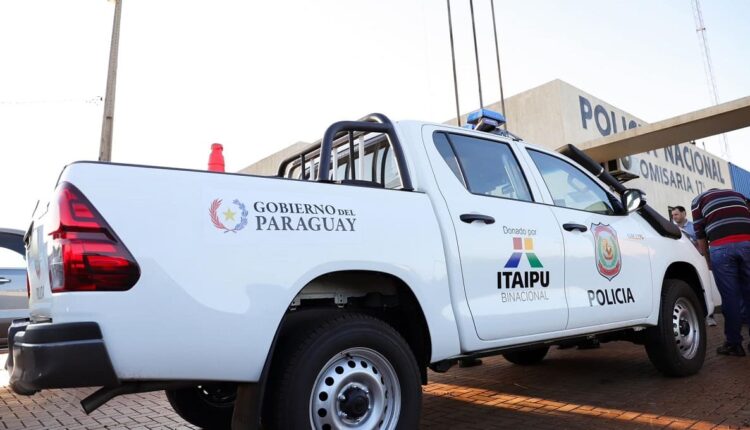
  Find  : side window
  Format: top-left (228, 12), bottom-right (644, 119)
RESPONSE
top-left (528, 150), bottom-right (619, 215)
top-left (0, 232), bottom-right (25, 268)
top-left (433, 132), bottom-right (532, 202)
top-left (433, 133), bottom-right (466, 187)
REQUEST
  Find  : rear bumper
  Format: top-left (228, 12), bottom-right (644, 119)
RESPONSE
top-left (7, 320), bottom-right (119, 395)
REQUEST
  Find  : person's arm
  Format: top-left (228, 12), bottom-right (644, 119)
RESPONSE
top-left (697, 238), bottom-right (710, 269)
top-left (685, 221), bottom-right (697, 242)
top-left (691, 198), bottom-right (709, 268)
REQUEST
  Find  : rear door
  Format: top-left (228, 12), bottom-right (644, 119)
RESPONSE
top-left (422, 127), bottom-right (568, 341)
top-left (0, 229), bottom-right (28, 346)
top-left (522, 149), bottom-right (653, 329)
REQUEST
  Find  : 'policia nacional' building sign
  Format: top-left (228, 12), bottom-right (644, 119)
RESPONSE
top-left (632, 145), bottom-right (726, 194)
top-left (578, 94), bottom-right (727, 195)
top-left (564, 87), bottom-right (730, 213)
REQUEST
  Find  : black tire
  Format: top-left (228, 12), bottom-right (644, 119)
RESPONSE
top-left (502, 346), bottom-right (549, 365)
top-left (166, 383), bottom-right (236, 429)
top-left (267, 312), bottom-right (422, 429)
top-left (645, 279), bottom-right (706, 377)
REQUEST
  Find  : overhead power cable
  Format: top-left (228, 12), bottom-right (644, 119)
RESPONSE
top-left (0, 97), bottom-right (103, 105)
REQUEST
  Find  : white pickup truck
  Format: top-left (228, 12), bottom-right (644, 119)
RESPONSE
top-left (8, 111), bottom-right (713, 430)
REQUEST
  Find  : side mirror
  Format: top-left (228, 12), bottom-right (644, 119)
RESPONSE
top-left (621, 189), bottom-right (646, 213)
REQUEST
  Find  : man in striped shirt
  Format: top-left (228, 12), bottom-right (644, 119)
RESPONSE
top-left (692, 188), bottom-right (750, 357)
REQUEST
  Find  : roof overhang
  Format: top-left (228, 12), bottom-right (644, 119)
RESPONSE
top-left (568, 96), bottom-right (750, 163)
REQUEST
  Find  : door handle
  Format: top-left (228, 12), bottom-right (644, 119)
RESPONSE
top-left (460, 213), bottom-right (495, 225)
top-left (563, 223), bottom-right (588, 232)
top-left (0, 277), bottom-right (10, 285)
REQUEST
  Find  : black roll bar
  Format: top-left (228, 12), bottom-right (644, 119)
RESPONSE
top-left (276, 113), bottom-right (413, 191)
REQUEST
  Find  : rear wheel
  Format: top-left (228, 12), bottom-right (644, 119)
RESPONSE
top-left (645, 279), bottom-right (706, 376)
top-left (267, 313), bottom-right (422, 429)
top-left (166, 383), bottom-right (236, 429)
top-left (502, 346), bottom-right (549, 365)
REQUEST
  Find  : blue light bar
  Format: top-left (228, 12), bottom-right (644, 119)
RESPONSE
top-left (466, 109), bottom-right (507, 133)
top-left (467, 108), bottom-right (506, 125)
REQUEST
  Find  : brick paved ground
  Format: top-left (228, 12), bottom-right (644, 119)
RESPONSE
top-left (1, 315), bottom-right (749, 429)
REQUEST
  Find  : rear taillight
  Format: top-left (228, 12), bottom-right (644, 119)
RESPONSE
top-left (26, 275), bottom-right (30, 298)
top-left (48, 182), bottom-right (140, 292)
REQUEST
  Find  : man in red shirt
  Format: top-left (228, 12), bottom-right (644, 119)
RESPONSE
top-left (692, 189), bottom-right (750, 356)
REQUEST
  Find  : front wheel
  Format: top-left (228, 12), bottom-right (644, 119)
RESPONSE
top-left (267, 313), bottom-right (422, 429)
top-left (645, 279), bottom-right (706, 376)
top-left (166, 383), bottom-right (236, 429)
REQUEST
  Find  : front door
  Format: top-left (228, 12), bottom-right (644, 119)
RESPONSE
top-left (524, 149), bottom-right (653, 329)
top-left (423, 128), bottom-right (568, 341)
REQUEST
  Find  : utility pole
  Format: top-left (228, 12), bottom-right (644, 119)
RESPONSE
top-left (99, 0), bottom-right (122, 162)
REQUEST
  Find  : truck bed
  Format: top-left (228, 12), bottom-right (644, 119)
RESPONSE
top-left (25, 161), bottom-right (458, 382)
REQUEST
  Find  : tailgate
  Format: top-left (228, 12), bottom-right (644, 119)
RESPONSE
top-left (26, 210), bottom-right (54, 321)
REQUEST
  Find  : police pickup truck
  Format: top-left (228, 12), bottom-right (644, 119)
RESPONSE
top-left (8, 111), bottom-right (713, 429)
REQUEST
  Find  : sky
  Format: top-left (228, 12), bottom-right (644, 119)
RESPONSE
top-left (1, 0), bottom-right (749, 232)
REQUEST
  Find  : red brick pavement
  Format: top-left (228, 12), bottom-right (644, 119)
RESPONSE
top-left (420, 315), bottom-right (750, 430)
top-left (1, 315), bottom-right (749, 429)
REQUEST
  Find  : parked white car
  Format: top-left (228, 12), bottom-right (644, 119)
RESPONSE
top-left (8, 111), bottom-right (713, 429)
top-left (0, 228), bottom-right (27, 348)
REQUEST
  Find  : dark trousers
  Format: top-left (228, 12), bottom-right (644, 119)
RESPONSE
top-left (710, 241), bottom-right (750, 345)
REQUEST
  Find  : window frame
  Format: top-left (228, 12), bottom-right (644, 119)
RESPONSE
top-left (432, 131), bottom-right (536, 204)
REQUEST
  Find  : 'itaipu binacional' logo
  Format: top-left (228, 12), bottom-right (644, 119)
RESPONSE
top-left (591, 223), bottom-right (621, 281)
top-left (209, 198), bottom-right (248, 233)
top-left (498, 236), bottom-right (549, 300)
top-left (504, 237), bottom-right (543, 268)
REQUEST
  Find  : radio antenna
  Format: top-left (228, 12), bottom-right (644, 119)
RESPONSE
top-left (446, 0), bottom-right (462, 126)
top-left (490, 0), bottom-right (507, 129)
top-left (469, 0), bottom-right (484, 109)
top-left (691, 0), bottom-right (729, 157)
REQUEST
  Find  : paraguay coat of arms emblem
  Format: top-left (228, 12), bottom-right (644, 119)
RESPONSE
top-left (209, 198), bottom-right (248, 233)
top-left (591, 223), bottom-right (621, 281)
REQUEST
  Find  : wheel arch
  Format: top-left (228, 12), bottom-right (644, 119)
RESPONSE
top-left (663, 261), bottom-right (708, 316)
top-left (242, 269), bottom-right (435, 425)
top-left (284, 269), bottom-right (433, 376)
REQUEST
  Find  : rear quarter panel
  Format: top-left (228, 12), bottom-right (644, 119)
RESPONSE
top-left (43, 162), bottom-right (459, 381)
